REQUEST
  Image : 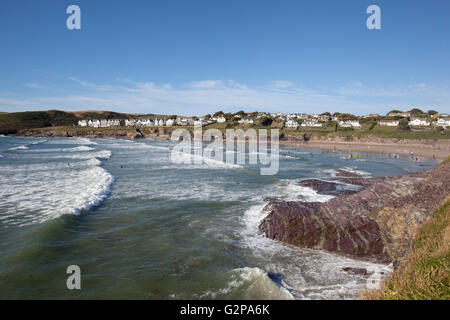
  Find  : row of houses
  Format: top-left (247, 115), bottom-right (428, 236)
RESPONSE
top-left (78, 116), bottom-right (220, 128)
top-left (79, 118), bottom-right (181, 128)
top-left (379, 118), bottom-right (450, 128)
top-left (78, 119), bottom-right (124, 128)
top-left (284, 119), bottom-right (362, 129)
top-left (77, 113), bottom-right (450, 129)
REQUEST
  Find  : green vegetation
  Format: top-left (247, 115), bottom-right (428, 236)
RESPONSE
top-left (439, 156), bottom-right (450, 167)
top-left (75, 110), bottom-right (130, 120)
top-left (2, 109), bottom-right (449, 141)
top-left (259, 116), bottom-right (273, 127)
top-left (0, 109), bottom-right (154, 134)
top-left (0, 110), bottom-right (78, 134)
top-left (398, 118), bottom-right (411, 131)
top-left (409, 108), bottom-right (425, 115)
top-left (365, 197), bottom-right (450, 300)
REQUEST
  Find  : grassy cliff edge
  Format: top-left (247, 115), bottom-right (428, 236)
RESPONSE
top-left (364, 181), bottom-right (450, 300)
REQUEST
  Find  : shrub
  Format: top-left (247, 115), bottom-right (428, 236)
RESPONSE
top-left (398, 118), bottom-right (410, 131)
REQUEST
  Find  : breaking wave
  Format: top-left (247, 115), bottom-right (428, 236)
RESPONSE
top-left (0, 140), bottom-right (114, 227)
top-left (198, 267), bottom-right (294, 299)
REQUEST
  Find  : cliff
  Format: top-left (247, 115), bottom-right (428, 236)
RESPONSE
top-left (364, 197), bottom-right (449, 300)
top-left (259, 160), bottom-right (450, 266)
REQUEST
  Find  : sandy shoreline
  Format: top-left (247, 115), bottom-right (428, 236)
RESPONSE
top-left (8, 131), bottom-right (450, 160)
top-left (279, 139), bottom-right (450, 160)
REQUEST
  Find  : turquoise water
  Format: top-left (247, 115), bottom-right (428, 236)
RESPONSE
top-left (0, 136), bottom-right (437, 299)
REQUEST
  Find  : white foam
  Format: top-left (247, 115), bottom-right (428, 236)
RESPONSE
top-left (0, 142), bottom-right (114, 227)
top-left (237, 178), bottom-right (390, 300)
top-left (9, 145), bottom-right (29, 150)
top-left (65, 145), bottom-right (96, 152)
top-left (23, 149), bottom-right (112, 160)
top-left (0, 164), bottom-right (114, 227)
top-left (30, 140), bottom-right (47, 145)
top-left (47, 137), bottom-right (98, 145)
top-left (275, 179), bottom-right (335, 202)
top-left (340, 166), bottom-right (372, 177)
top-left (172, 152), bottom-right (243, 169)
top-left (199, 267), bottom-right (294, 300)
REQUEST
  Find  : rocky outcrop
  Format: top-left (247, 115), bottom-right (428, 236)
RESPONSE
top-left (259, 162), bottom-right (450, 265)
top-left (341, 267), bottom-right (374, 276)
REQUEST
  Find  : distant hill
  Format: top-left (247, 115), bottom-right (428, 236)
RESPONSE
top-left (0, 109), bottom-right (153, 134)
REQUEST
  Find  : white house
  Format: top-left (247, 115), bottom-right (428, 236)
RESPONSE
top-left (301, 120), bottom-right (323, 127)
top-left (176, 118), bottom-right (189, 126)
top-left (409, 118), bottom-right (430, 126)
top-left (388, 112), bottom-right (410, 117)
top-left (166, 119), bottom-right (175, 126)
top-left (238, 118), bottom-right (254, 124)
top-left (194, 119), bottom-right (209, 126)
top-left (153, 118), bottom-right (165, 126)
top-left (141, 119), bottom-right (154, 127)
top-left (296, 113), bottom-right (309, 119)
top-left (436, 118), bottom-right (450, 128)
top-left (379, 120), bottom-right (399, 127)
top-left (363, 113), bottom-right (379, 118)
top-left (285, 119), bottom-right (299, 128)
top-left (78, 120), bottom-right (88, 127)
top-left (216, 116), bottom-right (226, 123)
top-left (339, 121), bottom-right (361, 128)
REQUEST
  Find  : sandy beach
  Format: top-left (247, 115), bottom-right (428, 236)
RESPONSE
top-left (280, 139), bottom-right (450, 160)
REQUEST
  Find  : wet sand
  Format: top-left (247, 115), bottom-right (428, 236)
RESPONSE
top-left (280, 139), bottom-right (450, 160)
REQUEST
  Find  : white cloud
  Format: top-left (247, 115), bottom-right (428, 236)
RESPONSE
top-left (25, 82), bottom-right (44, 89)
top-left (1, 78), bottom-right (449, 115)
top-left (270, 80), bottom-right (294, 89)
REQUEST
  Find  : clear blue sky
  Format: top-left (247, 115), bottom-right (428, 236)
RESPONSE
top-left (0, 0), bottom-right (449, 115)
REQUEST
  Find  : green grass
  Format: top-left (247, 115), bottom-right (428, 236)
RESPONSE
top-left (0, 110), bottom-right (78, 134)
top-left (364, 198), bottom-right (450, 300)
top-left (440, 156), bottom-right (450, 167)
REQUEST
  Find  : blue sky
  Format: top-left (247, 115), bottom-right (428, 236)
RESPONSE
top-left (0, 0), bottom-right (449, 115)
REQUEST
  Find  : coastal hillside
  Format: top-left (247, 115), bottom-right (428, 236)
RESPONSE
top-left (0, 110), bottom-right (78, 134)
top-left (0, 110), bottom-right (137, 134)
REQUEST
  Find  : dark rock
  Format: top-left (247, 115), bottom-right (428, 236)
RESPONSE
top-left (341, 267), bottom-right (373, 276)
top-left (259, 162), bottom-right (450, 265)
top-left (297, 179), bottom-right (361, 196)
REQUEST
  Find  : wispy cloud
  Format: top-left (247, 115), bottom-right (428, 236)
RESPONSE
top-left (270, 80), bottom-right (294, 89)
top-left (25, 82), bottom-right (45, 89)
top-left (2, 78), bottom-right (449, 115)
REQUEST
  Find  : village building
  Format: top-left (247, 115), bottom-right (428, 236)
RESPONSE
top-left (285, 119), bottom-right (299, 128)
top-left (301, 119), bottom-right (323, 127)
top-left (409, 118), bottom-right (431, 126)
top-left (379, 120), bottom-right (399, 127)
top-left (436, 118), bottom-right (450, 128)
top-left (296, 113), bottom-right (309, 119)
top-left (216, 116), bottom-right (226, 123)
top-left (339, 120), bottom-right (361, 128)
top-left (238, 118), bottom-right (254, 124)
top-left (387, 111), bottom-right (411, 117)
top-left (363, 113), bottom-right (379, 118)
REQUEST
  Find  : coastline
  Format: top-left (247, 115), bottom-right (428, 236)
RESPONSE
top-left (8, 127), bottom-right (450, 161)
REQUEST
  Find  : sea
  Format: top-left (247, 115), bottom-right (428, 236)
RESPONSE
top-left (0, 136), bottom-right (438, 299)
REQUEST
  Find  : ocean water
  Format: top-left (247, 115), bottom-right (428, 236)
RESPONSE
top-left (0, 136), bottom-right (438, 299)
